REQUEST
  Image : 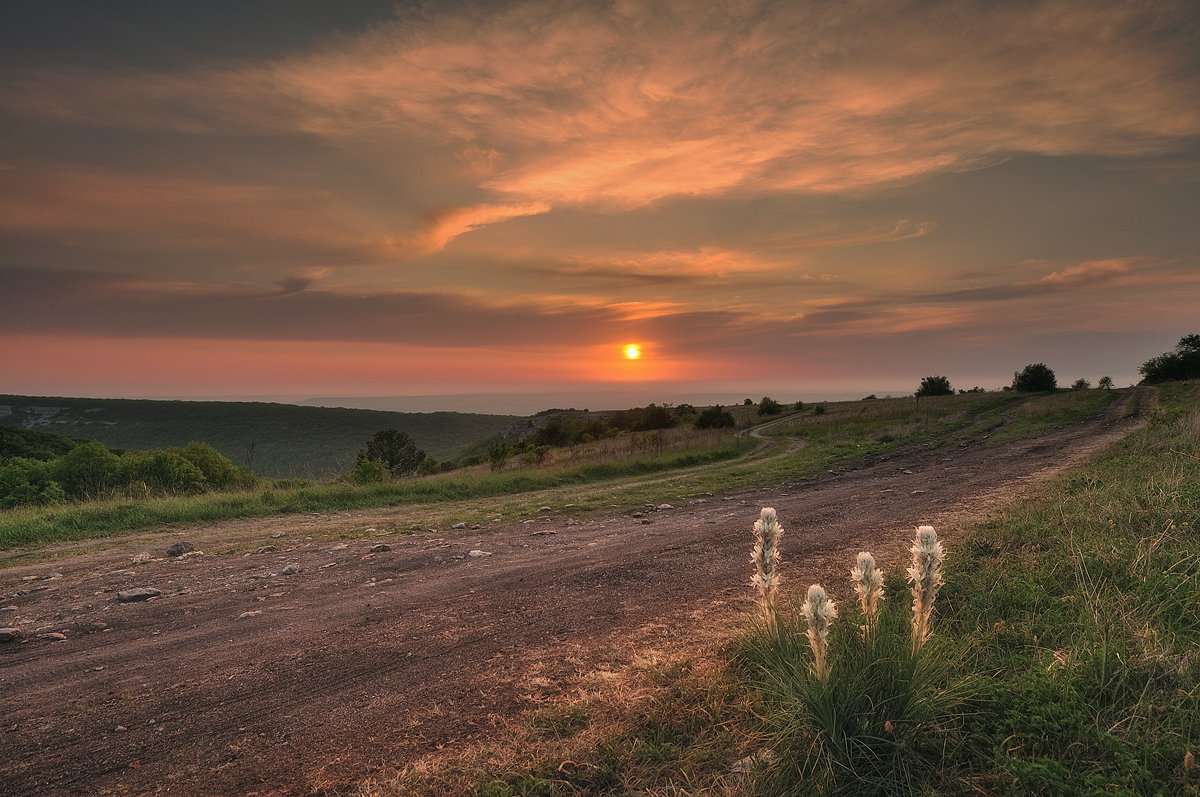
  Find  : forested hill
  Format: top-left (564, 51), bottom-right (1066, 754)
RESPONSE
top-left (0, 395), bottom-right (518, 479)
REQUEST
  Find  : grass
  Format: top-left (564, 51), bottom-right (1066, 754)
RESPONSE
top-left (0, 388), bottom-right (1124, 553)
top-left (0, 436), bottom-right (755, 549)
top-left (343, 383), bottom-right (1199, 796)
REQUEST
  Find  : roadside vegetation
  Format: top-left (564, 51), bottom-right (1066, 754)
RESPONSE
top-left (0, 389), bottom-right (1121, 551)
top-left (388, 381), bottom-right (1197, 796)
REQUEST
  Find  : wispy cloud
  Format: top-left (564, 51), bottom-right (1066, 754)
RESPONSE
top-left (390, 202), bottom-right (551, 257)
top-left (5, 0), bottom-right (1197, 215)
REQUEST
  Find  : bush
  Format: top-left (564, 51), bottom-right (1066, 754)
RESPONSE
top-left (758, 397), bottom-right (784, 416)
top-left (1012, 363), bottom-right (1057, 392)
top-left (347, 456), bottom-right (390, 485)
top-left (178, 442), bottom-right (244, 490)
top-left (0, 457), bottom-right (52, 508)
top-left (695, 406), bottom-right (735, 429)
top-left (1071, 378), bottom-right (1091, 390)
top-left (49, 441), bottom-right (123, 500)
top-left (916, 376), bottom-right (953, 397)
top-left (122, 450), bottom-right (208, 495)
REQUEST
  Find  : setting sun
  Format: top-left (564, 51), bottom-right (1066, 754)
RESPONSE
top-left (625, 344), bottom-right (640, 359)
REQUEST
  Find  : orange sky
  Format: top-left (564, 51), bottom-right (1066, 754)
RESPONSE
top-left (1, 1), bottom-right (1198, 409)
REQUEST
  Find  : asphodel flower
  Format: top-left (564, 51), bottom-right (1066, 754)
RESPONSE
top-left (850, 551), bottom-right (885, 628)
top-left (802, 583), bottom-right (837, 681)
top-left (750, 507), bottom-right (783, 628)
top-left (907, 525), bottom-right (945, 649)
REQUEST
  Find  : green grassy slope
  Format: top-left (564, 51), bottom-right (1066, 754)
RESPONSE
top-left (0, 395), bottom-right (517, 478)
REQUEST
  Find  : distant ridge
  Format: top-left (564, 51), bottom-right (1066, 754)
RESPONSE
top-left (0, 395), bottom-right (518, 479)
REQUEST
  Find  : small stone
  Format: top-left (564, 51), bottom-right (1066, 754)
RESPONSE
top-left (0, 606), bottom-right (16, 613)
top-left (539, 506), bottom-right (552, 512)
top-left (640, 518), bottom-right (652, 524)
top-left (451, 522), bottom-right (467, 530)
top-left (175, 551), bottom-right (204, 561)
top-left (408, 523), bottom-right (422, 530)
top-left (0, 628), bottom-right (21, 643)
top-left (468, 550), bottom-right (492, 558)
top-left (165, 541), bottom-right (194, 558)
top-left (369, 543), bottom-right (391, 553)
top-left (131, 552), bottom-right (152, 565)
top-left (117, 588), bottom-right (161, 603)
top-left (47, 572), bottom-right (64, 580)
top-left (254, 545), bottom-right (277, 554)
top-left (470, 524), bottom-right (482, 530)
top-left (237, 611), bottom-right (262, 620)
top-left (271, 530), bottom-right (285, 538)
top-left (281, 565), bottom-right (300, 575)
top-left (38, 632), bottom-right (67, 641)
top-left (328, 543), bottom-right (349, 552)
top-left (115, 725), bottom-right (128, 733)
top-left (529, 530), bottom-right (557, 536)
top-left (105, 570), bottom-right (137, 580)
top-left (656, 503), bottom-right (675, 511)
top-left (632, 511), bottom-right (645, 518)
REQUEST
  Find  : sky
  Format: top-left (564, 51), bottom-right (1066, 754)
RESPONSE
top-left (2, 0), bottom-right (1198, 413)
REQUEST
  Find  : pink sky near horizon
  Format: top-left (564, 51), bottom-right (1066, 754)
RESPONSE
top-left (1, 0), bottom-right (1198, 406)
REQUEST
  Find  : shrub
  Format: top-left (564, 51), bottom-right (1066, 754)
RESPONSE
top-left (758, 397), bottom-right (784, 416)
top-left (49, 441), bottom-right (123, 500)
top-left (178, 442), bottom-right (243, 490)
top-left (1071, 378), bottom-right (1091, 390)
top-left (694, 406), bottom-right (735, 429)
top-left (1012, 363), bottom-right (1057, 392)
top-left (916, 376), bottom-right (953, 397)
top-left (486, 441), bottom-right (511, 471)
top-left (121, 450), bottom-right (208, 495)
top-left (347, 456), bottom-right (390, 485)
top-left (0, 457), bottom-right (52, 508)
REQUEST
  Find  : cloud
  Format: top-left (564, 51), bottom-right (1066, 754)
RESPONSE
top-left (5, 0), bottom-right (1197, 213)
top-left (922, 257), bottom-right (1195, 304)
top-left (392, 202), bottom-right (551, 257)
top-left (0, 167), bottom-right (379, 269)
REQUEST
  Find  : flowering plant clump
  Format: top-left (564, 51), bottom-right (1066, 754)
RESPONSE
top-left (802, 583), bottom-right (838, 681)
top-left (850, 551), bottom-right (885, 629)
top-left (907, 525), bottom-right (945, 649)
top-left (750, 507), bottom-right (783, 629)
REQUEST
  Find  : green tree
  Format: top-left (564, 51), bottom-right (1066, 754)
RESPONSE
top-left (359, 429), bottom-right (425, 477)
top-left (1098, 376), bottom-right (1114, 390)
top-left (1139, 334), bottom-right (1200, 383)
top-left (1071, 378), bottom-right (1091, 390)
top-left (915, 376), bottom-right (953, 397)
top-left (1012, 363), bottom-right (1057, 392)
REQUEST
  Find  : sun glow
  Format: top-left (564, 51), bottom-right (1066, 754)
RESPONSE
top-left (625, 344), bottom-right (640, 359)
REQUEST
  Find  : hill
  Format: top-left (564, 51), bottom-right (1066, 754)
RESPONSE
top-left (0, 395), bottom-right (517, 479)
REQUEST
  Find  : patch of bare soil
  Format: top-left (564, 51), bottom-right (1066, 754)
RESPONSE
top-left (0, 389), bottom-right (1152, 796)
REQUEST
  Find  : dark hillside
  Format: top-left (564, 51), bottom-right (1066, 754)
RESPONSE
top-left (0, 396), bottom-right (517, 479)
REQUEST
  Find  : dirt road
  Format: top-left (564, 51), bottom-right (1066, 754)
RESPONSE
top-left (0, 389), bottom-right (1151, 796)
